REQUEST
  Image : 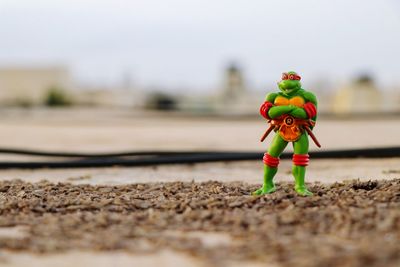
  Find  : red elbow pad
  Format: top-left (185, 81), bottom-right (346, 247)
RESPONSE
top-left (260, 101), bottom-right (273, 119)
top-left (303, 102), bottom-right (317, 118)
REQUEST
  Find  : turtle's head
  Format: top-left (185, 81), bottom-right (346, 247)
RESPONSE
top-left (278, 71), bottom-right (302, 95)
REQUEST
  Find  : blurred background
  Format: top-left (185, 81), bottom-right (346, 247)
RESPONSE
top-left (0, 3), bottom-right (399, 266)
top-left (0, 0), bottom-right (399, 153)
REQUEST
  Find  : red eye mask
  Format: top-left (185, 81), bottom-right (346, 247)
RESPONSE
top-left (282, 73), bottom-right (301, 81)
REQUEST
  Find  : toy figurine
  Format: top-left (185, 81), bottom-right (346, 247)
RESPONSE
top-left (253, 71), bottom-right (320, 196)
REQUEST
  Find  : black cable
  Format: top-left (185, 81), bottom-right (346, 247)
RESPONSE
top-left (0, 146), bottom-right (399, 159)
top-left (0, 148), bottom-right (196, 157)
top-left (0, 146), bottom-right (397, 169)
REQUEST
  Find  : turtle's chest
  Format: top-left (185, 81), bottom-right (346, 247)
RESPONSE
top-left (274, 95), bottom-right (305, 107)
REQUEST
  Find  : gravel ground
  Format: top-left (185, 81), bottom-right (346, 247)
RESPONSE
top-left (0, 178), bottom-right (399, 267)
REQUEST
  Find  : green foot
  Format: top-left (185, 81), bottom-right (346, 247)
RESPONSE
top-left (252, 185), bottom-right (276, 196)
top-left (295, 186), bottom-right (313, 197)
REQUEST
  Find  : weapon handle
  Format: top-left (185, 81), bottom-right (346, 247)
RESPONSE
top-left (304, 126), bottom-right (321, 148)
top-left (260, 124), bottom-right (275, 142)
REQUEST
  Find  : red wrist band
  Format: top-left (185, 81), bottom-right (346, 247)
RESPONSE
top-left (303, 102), bottom-right (317, 118)
top-left (260, 101), bottom-right (273, 119)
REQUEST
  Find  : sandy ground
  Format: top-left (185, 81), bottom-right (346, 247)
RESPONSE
top-left (0, 108), bottom-right (398, 267)
top-left (0, 108), bottom-right (398, 184)
top-left (0, 158), bottom-right (399, 186)
top-left (0, 108), bottom-right (398, 152)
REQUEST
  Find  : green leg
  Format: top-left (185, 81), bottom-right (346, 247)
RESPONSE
top-left (253, 133), bottom-right (288, 195)
top-left (292, 133), bottom-right (313, 196)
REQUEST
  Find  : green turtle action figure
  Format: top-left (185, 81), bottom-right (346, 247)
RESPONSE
top-left (253, 71), bottom-right (320, 196)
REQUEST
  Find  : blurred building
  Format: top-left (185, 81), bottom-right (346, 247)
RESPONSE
top-left (71, 72), bottom-right (141, 108)
top-left (0, 66), bottom-right (72, 105)
top-left (332, 75), bottom-right (382, 114)
top-left (72, 88), bottom-right (140, 108)
top-left (209, 63), bottom-right (262, 114)
top-left (221, 64), bottom-right (246, 101)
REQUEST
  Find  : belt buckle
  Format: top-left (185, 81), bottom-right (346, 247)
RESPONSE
top-left (284, 115), bottom-right (295, 126)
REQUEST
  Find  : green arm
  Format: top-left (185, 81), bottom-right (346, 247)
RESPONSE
top-left (289, 106), bottom-right (307, 119)
top-left (264, 93), bottom-right (296, 119)
top-left (264, 92), bottom-right (278, 103)
top-left (289, 90), bottom-right (318, 120)
top-left (304, 91), bottom-right (318, 106)
top-left (269, 105), bottom-right (296, 119)
top-left (304, 91), bottom-right (318, 122)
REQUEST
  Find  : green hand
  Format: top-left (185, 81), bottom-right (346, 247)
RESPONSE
top-left (289, 107), bottom-right (307, 119)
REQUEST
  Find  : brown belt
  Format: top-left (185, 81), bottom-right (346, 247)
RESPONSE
top-left (260, 115), bottom-right (321, 147)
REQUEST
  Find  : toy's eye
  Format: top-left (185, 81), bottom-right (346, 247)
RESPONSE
top-left (282, 73), bottom-right (288, 80)
top-left (289, 74), bottom-right (295, 80)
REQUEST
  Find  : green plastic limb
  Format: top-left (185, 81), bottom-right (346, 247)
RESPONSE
top-left (303, 90), bottom-right (318, 122)
top-left (292, 133), bottom-right (312, 196)
top-left (268, 105), bottom-right (295, 119)
top-left (303, 91), bottom-right (317, 106)
top-left (289, 107), bottom-right (307, 119)
top-left (265, 93), bottom-right (278, 102)
top-left (252, 133), bottom-right (288, 195)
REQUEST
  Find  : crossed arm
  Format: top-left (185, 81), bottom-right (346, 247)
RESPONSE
top-left (259, 92), bottom-right (318, 120)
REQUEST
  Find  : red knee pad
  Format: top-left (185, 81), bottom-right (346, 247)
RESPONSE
top-left (263, 153), bottom-right (279, 167)
top-left (293, 154), bottom-right (309, 166)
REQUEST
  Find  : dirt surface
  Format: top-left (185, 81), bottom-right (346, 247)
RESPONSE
top-left (0, 179), bottom-right (399, 267)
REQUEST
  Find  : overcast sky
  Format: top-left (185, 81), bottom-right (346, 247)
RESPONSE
top-left (0, 0), bottom-right (399, 91)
